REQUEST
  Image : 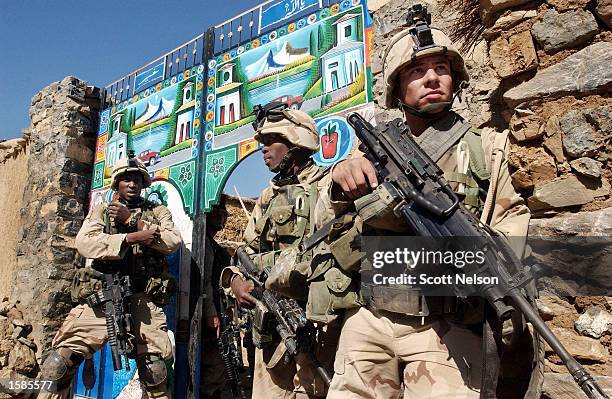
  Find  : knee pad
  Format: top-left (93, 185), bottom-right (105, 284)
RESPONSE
top-left (136, 354), bottom-right (168, 388)
top-left (40, 348), bottom-right (83, 389)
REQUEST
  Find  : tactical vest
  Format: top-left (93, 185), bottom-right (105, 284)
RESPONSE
top-left (71, 200), bottom-right (175, 306)
top-left (249, 183), bottom-right (315, 268)
top-left (317, 125), bottom-right (494, 318)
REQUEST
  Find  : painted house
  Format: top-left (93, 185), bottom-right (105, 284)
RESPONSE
top-left (175, 82), bottom-right (196, 145)
top-left (106, 131), bottom-right (127, 169)
top-left (321, 13), bottom-right (364, 94)
top-left (111, 114), bottom-right (123, 136)
top-left (215, 63), bottom-right (242, 126)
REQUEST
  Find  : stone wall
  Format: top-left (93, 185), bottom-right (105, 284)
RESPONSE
top-left (0, 138), bottom-right (29, 299)
top-left (370, 0), bottom-right (611, 395)
top-left (6, 77), bottom-right (100, 373)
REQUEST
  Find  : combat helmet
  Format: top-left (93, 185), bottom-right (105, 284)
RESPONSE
top-left (252, 103), bottom-right (319, 153)
top-left (381, 4), bottom-right (469, 112)
top-left (111, 150), bottom-right (152, 190)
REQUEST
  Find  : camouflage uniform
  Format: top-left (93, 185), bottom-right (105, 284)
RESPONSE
top-left (220, 107), bottom-right (341, 398)
top-left (325, 11), bottom-right (531, 399)
top-left (221, 163), bottom-right (341, 399)
top-left (39, 158), bottom-right (181, 399)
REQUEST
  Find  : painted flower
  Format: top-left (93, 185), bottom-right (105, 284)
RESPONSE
top-left (207, 102), bottom-right (214, 112)
top-left (252, 39), bottom-right (260, 48)
top-left (178, 74), bottom-right (184, 82)
top-left (171, 76), bottom-right (177, 84)
top-left (208, 157), bottom-right (225, 179)
top-left (197, 81), bottom-right (204, 90)
top-left (307, 13), bottom-right (317, 24)
top-left (197, 73), bottom-right (204, 82)
top-left (237, 46), bottom-right (245, 54)
top-left (178, 165), bottom-right (193, 185)
top-left (144, 89), bottom-right (150, 97)
top-left (352, 0), bottom-right (360, 5)
top-left (269, 31), bottom-right (278, 41)
top-left (205, 142), bottom-right (212, 151)
top-left (111, 107), bottom-right (116, 114)
top-left (223, 53), bottom-right (231, 62)
top-left (156, 82), bottom-right (163, 91)
top-left (208, 76), bottom-right (215, 86)
top-left (133, 95), bottom-right (139, 102)
top-left (279, 27), bottom-right (286, 36)
top-left (198, 64), bottom-right (206, 73)
top-left (297, 18), bottom-right (306, 29)
top-left (230, 49), bottom-right (237, 57)
top-left (205, 131), bottom-right (213, 141)
top-left (196, 100), bottom-right (201, 108)
top-left (320, 8), bottom-right (330, 18)
top-left (245, 42), bottom-right (252, 50)
top-left (288, 23), bottom-right (296, 33)
top-left (184, 70), bottom-right (190, 79)
top-left (195, 109), bottom-right (201, 118)
top-left (206, 111), bottom-right (214, 122)
top-left (207, 93), bottom-right (215, 103)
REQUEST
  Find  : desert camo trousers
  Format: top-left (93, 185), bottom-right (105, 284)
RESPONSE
top-left (252, 322), bottom-right (340, 399)
top-left (38, 293), bottom-right (173, 399)
top-left (327, 306), bottom-right (483, 399)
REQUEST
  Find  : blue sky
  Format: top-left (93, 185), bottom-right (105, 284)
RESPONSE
top-left (0, 0), bottom-right (274, 196)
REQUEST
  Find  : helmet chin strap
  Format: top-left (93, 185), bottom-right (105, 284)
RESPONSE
top-left (397, 81), bottom-right (466, 120)
top-left (269, 146), bottom-right (301, 174)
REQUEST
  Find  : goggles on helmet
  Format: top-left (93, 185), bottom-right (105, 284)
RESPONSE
top-left (252, 102), bottom-right (306, 131)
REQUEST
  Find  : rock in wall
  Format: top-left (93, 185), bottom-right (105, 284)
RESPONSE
top-left (11, 76), bottom-right (100, 363)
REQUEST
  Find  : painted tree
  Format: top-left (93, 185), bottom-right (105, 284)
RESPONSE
top-left (310, 30), bottom-right (317, 57)
top-left (233, 58), bottom-right (253, 118)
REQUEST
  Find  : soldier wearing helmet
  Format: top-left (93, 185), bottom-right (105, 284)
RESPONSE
top-left (219, 103), bottom-right (341, 398)
top-left (326, 4), bottom-right (535, 399)
top-left (39, 152), bottom-right (181, 399)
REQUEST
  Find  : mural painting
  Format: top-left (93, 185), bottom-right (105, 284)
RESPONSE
top-left (93, 66), bottom-right (204, 217)
top-left (201, 0), bottom-right (373, 210)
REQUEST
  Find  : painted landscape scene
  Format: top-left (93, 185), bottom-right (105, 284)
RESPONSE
top-left (210, 5), bottom-right (368, 149)
top-left (102, 75), bottom-right (199, 183)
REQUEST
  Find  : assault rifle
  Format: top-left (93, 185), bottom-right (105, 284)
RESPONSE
top-left (235, 248), bottom-right (332, 387)
top-left (85, 202), bottom-right (137, 371)
top-left (346, 113), bottom-right (609, 399)
top-left (218, 291), bottom-right (247, 399)
top-left (86, 271), bottom-right (136, 371)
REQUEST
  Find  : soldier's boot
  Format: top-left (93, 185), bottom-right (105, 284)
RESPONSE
top-left (38, 347), bottom-right (84, 399)
top-left (137, 353), bottom-right (170, 399)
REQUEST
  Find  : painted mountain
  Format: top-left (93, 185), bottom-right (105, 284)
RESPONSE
top-left (245, 42), bottom-right (309, 78)
top-left (135, 97), bottom-right (175, 126)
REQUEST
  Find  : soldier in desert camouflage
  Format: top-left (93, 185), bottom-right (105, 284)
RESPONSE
top-left (324, 5), bottom-right (535, 399)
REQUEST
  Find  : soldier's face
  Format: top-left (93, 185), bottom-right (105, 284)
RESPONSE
top-left (259, 134), bottom-right (290, 172)
top-left (397, 55), bottom-right (453, 112)
top-left (117, 172), bottom-right (144, 202)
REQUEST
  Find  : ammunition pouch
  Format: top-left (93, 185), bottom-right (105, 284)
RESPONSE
top-left (71, 267), bottom-right (104, 303)
top-left (144, 273), bottom-right (176, 306)
top-left (306, 248), bottom-right (363, 324)
top-left (251, 300), bottom-right (274, 348)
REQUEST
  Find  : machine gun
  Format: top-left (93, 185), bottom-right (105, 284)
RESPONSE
top-left (218, 291), bottom-right (247, 399)
top-left (86, 272), bottom-right (136, 371)
top-left (346, 113), bottom-right (609, 399)
top-left (235, 248), bottom-right (332, 387)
